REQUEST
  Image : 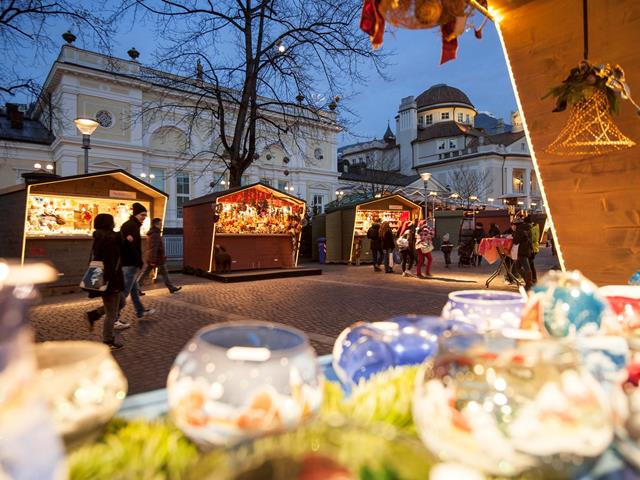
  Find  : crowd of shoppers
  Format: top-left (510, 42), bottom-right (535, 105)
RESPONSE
top-left (85, 203), bottom-right (181, 350)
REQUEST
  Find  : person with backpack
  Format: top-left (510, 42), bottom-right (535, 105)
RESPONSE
top-left (138, 218), bottom-right (182, 293)
top-left (85, 213), bottom-right (125, 350)
top-left (397, 219), bottom-right (416, 277)
top-left (366, 217), bottom-right (383, 271)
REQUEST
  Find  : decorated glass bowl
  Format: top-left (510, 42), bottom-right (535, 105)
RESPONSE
top-left (440, 290), bottom-right (526, 333)
top-left (521, 270), bottom-right (611, 336)
top-left (600, 285), bottom-right (640, 334)
top-left (167, 321), bottom-right (323, 448)
top-left (413, 333), bottom-right (613, 477)
top-left (34, 341), bottom-right (127, 447)
top-left (332, 315), bottom-right (475, 388)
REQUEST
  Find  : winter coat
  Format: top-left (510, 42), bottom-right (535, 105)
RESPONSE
top-left (89, 229), bottom-right (124, 297)
top-left (513, 223), bottom-right (532, 258)
top-left (120, 216), bottom-right (144, 268)
top-left (382, 229), bottom-right (395, 250)
top-left (530, 223), bottom-right (540, 254)
top-left (488, 225), bottom-right (501, 238)
top-left (367, 223), bottom-right (383, 251)
top-left (146, 226), bottom-right (166, 265)
top-left (472, 227), bottom-right (486, 243)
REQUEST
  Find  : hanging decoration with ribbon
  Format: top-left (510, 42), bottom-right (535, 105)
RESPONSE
top-left (544, 0), bottom-right (638, 156)
top-left (359, 0), bottom-right (494, 64)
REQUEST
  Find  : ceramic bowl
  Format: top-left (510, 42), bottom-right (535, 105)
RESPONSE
top-left (35, 341), bottom-right (127, 447)
top-left (167, 321), bottom-right (322, 448)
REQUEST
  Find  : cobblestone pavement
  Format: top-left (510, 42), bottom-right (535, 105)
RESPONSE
top-left (30, 247), bottom-right (558, 394)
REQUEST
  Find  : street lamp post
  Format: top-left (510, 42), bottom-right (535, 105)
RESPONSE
top-left (74, 118), bottom-right (99, 174)
top-left (419, 172), bottom-right (432, 221)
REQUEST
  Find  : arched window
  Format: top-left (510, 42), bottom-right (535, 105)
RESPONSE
top-left (150, 126), bottom-right (189, 153)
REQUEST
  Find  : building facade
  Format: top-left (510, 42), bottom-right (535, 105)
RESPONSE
top-left (339, 84), bottom-right (540, 210)
top-left (0, 45), bottom-right (341, 230)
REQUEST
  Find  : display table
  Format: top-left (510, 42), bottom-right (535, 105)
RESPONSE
top-left (478, 237), bottom-right (523, 288)
top-left (116, 355), bottom-right (633, 479)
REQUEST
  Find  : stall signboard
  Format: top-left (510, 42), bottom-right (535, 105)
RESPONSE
top-left (109, 190), bottom-right (137, 200)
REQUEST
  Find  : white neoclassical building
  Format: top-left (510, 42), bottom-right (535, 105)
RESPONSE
top-left (0, 45), bottom-right (341, 231)
top-left (338, 84), bottom-right (541, 210)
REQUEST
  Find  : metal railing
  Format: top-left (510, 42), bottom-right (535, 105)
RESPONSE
top-left (164, 235), bottom-right (183, 258)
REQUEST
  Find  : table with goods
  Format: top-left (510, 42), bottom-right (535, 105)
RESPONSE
top-left (478, 236), bottom-right (523, 288)
top-left (5, 262), bottom-right (640, 479)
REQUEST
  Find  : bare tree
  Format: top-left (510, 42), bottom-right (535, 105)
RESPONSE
top-left (123, 0), bottom-right (387, 187)
top-left (447, 165), bottom-right (492, 208)
top-left (341, 148), bottom-right (404, 198)
top-left (0, 1), bottom-right (114, 102)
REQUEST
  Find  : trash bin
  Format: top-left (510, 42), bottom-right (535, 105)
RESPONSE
top-left (317, 237), bottom-right (327, 264)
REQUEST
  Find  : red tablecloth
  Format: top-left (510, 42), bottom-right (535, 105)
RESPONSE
top-left (478, 237), bottom-right (513, 264)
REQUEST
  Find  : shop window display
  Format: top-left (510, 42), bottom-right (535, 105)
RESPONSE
top-left (216, 188), bottom-right (303, 235)
top-left (354, 209), bottom-right (410, 236)
top-left (26, 194), bottom-right (150, 236)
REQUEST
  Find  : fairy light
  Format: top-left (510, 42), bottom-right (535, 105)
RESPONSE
top-left (495, 22), bottom-right (566, 272)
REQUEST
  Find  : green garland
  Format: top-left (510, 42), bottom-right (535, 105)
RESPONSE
top-left (544, 61), bottom-right (619, 114)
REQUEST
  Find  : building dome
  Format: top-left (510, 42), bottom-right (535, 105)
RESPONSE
top-left (415, 84), bottom-right (474, 110)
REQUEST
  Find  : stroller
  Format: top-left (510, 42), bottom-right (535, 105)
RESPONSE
top-left (457, 237), bottom-right (475, 267)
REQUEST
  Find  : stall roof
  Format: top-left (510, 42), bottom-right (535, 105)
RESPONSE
top-left (325, 193), bottom-right (421, 213)
top-left (0, 169), bottom-right (168, 198)
top-left (183, 182), bottom-right (306, 208)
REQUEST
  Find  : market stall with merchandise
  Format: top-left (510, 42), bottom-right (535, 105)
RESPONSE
top-left (324, 194), bottom-right (422, 264)
top-left (182, 183), bottom-right (306, 272)
top-left (0, 170), bottom-right (167, 287)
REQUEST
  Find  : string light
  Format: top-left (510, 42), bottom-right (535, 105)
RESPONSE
top-left (495, 21), bottom-right (566, 271)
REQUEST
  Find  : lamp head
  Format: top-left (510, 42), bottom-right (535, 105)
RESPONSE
top-left (420, 172), bottom-right (432, 182)
top-left (74, 118), bottom-right (99, 135)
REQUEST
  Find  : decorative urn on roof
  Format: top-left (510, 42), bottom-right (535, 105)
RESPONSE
top-left (127, 47), bottom-right (140, 60)
top-left (62, 31), bottom-right (76, 44)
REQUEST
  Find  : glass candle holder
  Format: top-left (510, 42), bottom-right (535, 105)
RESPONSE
top-left (35, 341), bottom-right (127, 447)
top-left (441, 290), bottom-right (526, 333)
top-left (413, 333), bottom-right (613, 477)
top-left (167, 321), bottom-right (322, 448)
top-left (521, 270), bottom-right (611, 336)
top-left (332, 315), bottom-right (475, 388)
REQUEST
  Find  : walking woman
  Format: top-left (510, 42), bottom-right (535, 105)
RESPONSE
top-left (380, 221), bottom-right (396, 273)
top-left (86, 213), bottom-right (125, 350)
top-left (397, 219), bottom-right (417, 277)
top-left (415, 221), bottom-right (434, 278)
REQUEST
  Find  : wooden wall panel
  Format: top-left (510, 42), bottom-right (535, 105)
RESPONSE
top-left (493, 0), bottom-right (640, 285)
top-left (183, 203), bottom-right (214, 271)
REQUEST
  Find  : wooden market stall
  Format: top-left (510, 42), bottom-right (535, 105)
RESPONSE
top-left (492, 0), bottom-right (640, 284)
top-left (324, 194), bottom-right (422, 264)
top-left (0, 169), bottom-right (167, 287)
top-left (182, 183), bottom-right (306, 272)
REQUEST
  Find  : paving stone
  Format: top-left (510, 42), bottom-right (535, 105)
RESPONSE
top-left (30, 247), bottom-right (556, 394)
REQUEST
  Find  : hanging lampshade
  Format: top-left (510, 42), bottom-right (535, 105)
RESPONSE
top-left (545, 90), bottom-right (636, 156)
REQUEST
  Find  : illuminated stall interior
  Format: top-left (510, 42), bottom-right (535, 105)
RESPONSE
top-left (492, 0), bottom-right (640, 285)
top-left (0, 169), bottom-right (167, 286)
top-left (182, 183), bottom-right (306, 272)
top-left (324, 194), bottom-right (422, 264)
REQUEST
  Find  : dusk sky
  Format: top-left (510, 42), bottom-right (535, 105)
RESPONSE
top-left (20, 12), bottom-right (517, 147)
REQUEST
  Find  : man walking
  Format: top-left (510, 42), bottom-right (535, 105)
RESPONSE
top-left (366, 217), bottom-right (384, 271)
top-left (117, 202), bottom-right (154, 329)
top-left (138, 218), bottom-right (182, 293)
top-left (512, 218), bottom-right (533, 290)
top-left (524, 216), bottom-right (539, 284)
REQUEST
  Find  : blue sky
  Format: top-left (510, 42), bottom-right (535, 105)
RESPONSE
top-left (18, 11), bottom-right (516, 147)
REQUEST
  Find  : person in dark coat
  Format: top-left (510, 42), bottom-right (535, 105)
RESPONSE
top-left (380, 221), bottom-right (396, 273)
top-left (118, 202), bottom-right (154, 327)
top-left (512, 219), bottom-right (533, 290)
top-left (488, 223), bottom-right (501, 238)
top-left (366, 218), bottom-right (384, 271)
top-left (472, 222), bottom-right (486, 266)
top-left (85, 213), bottom-right (125, 350)
top-left (138, 218), bottom-right (182, 293)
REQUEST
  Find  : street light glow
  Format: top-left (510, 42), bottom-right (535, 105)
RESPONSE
top-left (420, 172), bottom-right (432, 182)
top-left (34, 163), bottom-right (42, 169)
top-left (74, 118), bottom-right (99, 135)
top-left (46, 164), bottom-right (54, 171)
top-left (487, 197), bottom-right (494, 203)
top-left (277, 44), bottom-right (286, 53)
top-left (140, 172), bottom-right (147, 178)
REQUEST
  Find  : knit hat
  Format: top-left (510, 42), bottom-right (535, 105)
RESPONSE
top-left (132, 202), bottom-right (147, 216)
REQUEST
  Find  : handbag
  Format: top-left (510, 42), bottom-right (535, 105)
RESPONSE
top-left (396, 237), bottom-right (409, 250)
top-left (421, 242), bottom-right (434, 254)
top-left (510, 243), bottom-right (520, 261)
top-left (80, 261), bottom-right (108, 292)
